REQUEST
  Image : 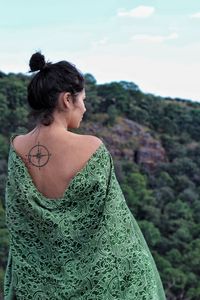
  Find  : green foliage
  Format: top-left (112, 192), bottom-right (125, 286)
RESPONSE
top-left (164, 200), bottom-right (193, 221)
top-left (185, 239), bottom-right (200, 273)
top-left (84, 73), bottom-right (101, 116)
top-left (170, 157), bottom-right (199, 177)
top-left (118, 81), bottom-right (139, 92)
top-left (186, 287), bottom-right (200, 300)
top-left (138, 220), bottom-right (161, 247)
top-left (107, 104), bottom-right (118, 125)
top-left (155, 171), bottom-right (174, 188)
top-left (121, 172), bottom-right (149, 214)
top-left (164, 267), bottom-right (187, 293)
top-left (160, 134), bottom-right (187, 160)
top-left (0, 75), bottom-right (29, 135)
top-left (174, 175), bottom-right (195, 193)
top-left (0, 134), bottom-right (9, 159)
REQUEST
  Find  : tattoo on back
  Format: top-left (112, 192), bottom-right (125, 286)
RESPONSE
top-left (25, 141), bottom-right (51, 170)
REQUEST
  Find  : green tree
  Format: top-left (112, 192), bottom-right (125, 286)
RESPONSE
top-left (138, 220), bottom-right (161, 247)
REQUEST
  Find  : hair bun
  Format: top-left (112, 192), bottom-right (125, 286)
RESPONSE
top-left (29, 52), bottom-right (46, 72)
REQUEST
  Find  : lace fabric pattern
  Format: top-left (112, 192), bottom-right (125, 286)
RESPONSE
top-left (4, 134), bottom-right (166, 299)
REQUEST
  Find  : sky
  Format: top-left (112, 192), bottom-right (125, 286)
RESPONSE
top-left (0, 0), bottom-right (200, 101)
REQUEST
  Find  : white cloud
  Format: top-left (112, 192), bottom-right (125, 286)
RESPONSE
top-left (190, 12), bottom-right (200, 18)
top-left (117, 5), bottom-right (155, 18)
top-left (91, 37), bottom-right (109, 48)
top-left (131, 32), bottom-right (178, 43)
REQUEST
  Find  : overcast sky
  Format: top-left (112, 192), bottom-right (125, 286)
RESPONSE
top-left (1, 0), bottom-right (200, 101)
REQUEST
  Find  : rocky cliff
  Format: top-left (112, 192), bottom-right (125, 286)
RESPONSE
top-left (81, 115), bottom-right (167, 171)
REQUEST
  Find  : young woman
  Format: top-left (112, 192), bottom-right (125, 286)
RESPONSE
top-left (4, 52), bottom-right (166, 299)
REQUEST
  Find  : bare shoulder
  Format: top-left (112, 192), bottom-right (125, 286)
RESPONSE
top-left (77, 134), bottom-right (103, 151)
top-left (84, 135), bottom-right (103, 146)
top-left (11, 132), bottom-right (103, 158)
top-left (11, 134), bottom-right (24, 149)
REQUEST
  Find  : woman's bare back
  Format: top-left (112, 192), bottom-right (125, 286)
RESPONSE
top-left (11, 130), bottom-right (102, 199)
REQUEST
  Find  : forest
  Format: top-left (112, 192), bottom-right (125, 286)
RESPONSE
top-left (0, 71), bottom-right (200, 300)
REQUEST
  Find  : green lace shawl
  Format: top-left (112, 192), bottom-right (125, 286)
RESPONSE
top-left (4, 134), bottom-right (166, 299)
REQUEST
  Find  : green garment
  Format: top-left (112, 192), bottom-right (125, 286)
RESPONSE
top-left (4, 134), bottom-right (166, 300)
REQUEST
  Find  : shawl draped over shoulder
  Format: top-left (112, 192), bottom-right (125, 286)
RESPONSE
top-left (4, 134), bottom-right (166, 300)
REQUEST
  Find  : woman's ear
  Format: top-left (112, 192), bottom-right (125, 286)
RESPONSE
top-left (63, 92), bottom-right (73, 109)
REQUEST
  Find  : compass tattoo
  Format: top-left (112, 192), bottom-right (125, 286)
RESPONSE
top-left (25, 141), bottom-right (51, 170)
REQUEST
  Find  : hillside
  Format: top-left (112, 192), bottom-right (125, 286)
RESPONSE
top-left (0, 71), bottom-right (200, 300)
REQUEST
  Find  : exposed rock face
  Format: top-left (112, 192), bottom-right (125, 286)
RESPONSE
top-left (136, 134), bottom-right (167, 170)
top-left (81, 116), bottom-right (167, 170)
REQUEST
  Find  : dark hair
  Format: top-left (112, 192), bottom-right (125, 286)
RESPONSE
top-left (27, 51), bottom-right (85, 126)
